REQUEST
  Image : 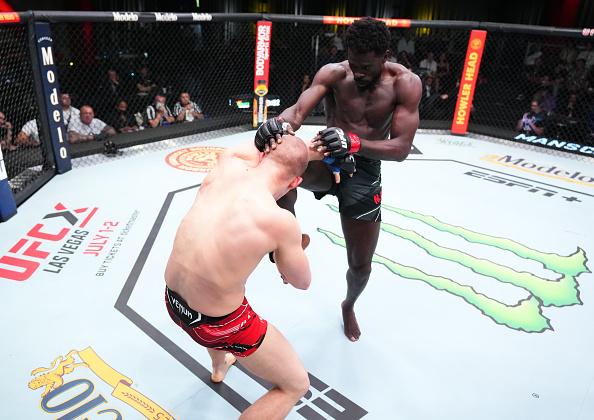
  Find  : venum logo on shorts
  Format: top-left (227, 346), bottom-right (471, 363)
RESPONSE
top-left (319, 204), bottom-right (590, 333)
top-left (0, 203), bottom-right (97, 281)
top-left (28, 347), bottom-right (174, 419)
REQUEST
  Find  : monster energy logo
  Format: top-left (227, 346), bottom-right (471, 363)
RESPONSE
top-left (319, 204), bottom-right (590, 333)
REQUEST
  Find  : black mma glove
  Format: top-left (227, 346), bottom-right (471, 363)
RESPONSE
top-left (254, 117), bottom-right (292, 152)
top-left (318, 127), bottom-right (361, 159)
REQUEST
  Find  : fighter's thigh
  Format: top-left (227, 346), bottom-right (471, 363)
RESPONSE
top-left (300, 161), bottom-right (333, 192)
top-left (237, 323), bottom-right (309, 391)
top-left (340, 215), bottom-right (381, 267)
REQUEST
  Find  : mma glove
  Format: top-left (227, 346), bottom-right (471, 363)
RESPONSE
top-left (322, 154), bottom-right (356, 177)
top-left (254, 117), bottom-right (293, 152)
top-left (318, 127), bottom-right (361, 159)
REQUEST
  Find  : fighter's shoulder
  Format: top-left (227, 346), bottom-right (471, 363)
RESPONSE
top-left (386, 62), bottom-right (422, 100)
top-left (317, 61), bottom-right (349, 82)
top-left (260, 206), bottom-right (300, 239)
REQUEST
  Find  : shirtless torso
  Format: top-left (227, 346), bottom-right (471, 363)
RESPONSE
top-left (165, 140), bottom-right (310, 316)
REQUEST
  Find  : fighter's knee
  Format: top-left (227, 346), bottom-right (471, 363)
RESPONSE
top-left (349, 263), bottom-right (372, 278)
top-left (286, 369), bottom-right (310, 398)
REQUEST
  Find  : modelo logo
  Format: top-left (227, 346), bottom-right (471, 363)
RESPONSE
top-left (112, 12), bottom-right (138, 21)
top-left (482, 154), bottom-right (594, 186)
top-left (154, 12), bottom-right (177, 21)
top-left (191, 13), bottom-right (212, 21)
top-left (0, 203), bottom-right (97, 281)
top-left (38, 42), bottom-right (68, 160)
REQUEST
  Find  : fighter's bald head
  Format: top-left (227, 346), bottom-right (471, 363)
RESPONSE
top-left (265, 134), bottom-right (309, 180)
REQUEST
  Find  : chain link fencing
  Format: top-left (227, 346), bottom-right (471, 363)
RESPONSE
top-left (471, 31), bottom-right (593, 147)
top-left (0, 22), bottom-right (53, 203)
top-left (49, 19), bottom-right (256, 161)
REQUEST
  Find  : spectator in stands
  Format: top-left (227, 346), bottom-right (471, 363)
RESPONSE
top-left (318, 45), bottom-right (342, 69)
top-left (301, 74), bottom-right (311, 93)
top-left (174, 92), bottom-right (204, 123)
top-left (135, 66), bottom-right (158, 98)
top-left (567, 58), bottom-right (589, 93)
top-left (516, 100), bottom-right (546, 136)
top-left (524, 43), bottom-right (543, 67)
top-left (110, 99), bottom-right (139, 133)
top-left (419, 74), bottom-right (440, 118)
top-left (0, 111), bottom-right (15, 152)
top-left (436, 52), bottom-right (452, 90)
top-left (558, 92), bottom-right (585, 121)
top-left (533, 75), bottom-right (557, 114)
top-left (68, 105), bottom-right (116, 144)
top-left (60, 92), bottom-right (79, 129)
top-left (397, 31), bottom-right (415, 57)
top-left (16, 119), bottom-right (40, 147)
top-left (397, 50), bottom-right (414, 71)
top-left (97, 69), bottom-right (126, 117)
top-left (559, 41), bottom-right (577, 68)
top-left (145, 93), bottom-right (175, 128)
top-left (419, 51), bottom-right (437, 77)
top-left (577, 42), bottom-right (594, 71)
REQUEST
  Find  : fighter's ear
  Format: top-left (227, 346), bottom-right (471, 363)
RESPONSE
top-left (288, 176), bottom-right (303, 190)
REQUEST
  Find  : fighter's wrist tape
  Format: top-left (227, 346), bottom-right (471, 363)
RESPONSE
top-left (347, 132), bottom-right (361, 153)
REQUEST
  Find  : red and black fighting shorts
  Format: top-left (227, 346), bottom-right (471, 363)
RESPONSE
top-left (165, 286), bottom-right (268, 357)
top-left (314, 156), bottom-right (382, 222)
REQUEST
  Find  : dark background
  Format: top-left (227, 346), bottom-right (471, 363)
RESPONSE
top-left (4, 0), bottom-right (594, 28)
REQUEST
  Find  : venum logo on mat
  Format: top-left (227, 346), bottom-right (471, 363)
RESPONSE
top-left (319, 204), bottom-right (590, 333)
top-left (28, 347), bottom-right (174, 419)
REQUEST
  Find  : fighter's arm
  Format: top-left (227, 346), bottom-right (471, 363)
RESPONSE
top-left (254, 64), bottom-right (343, 152)
top-left (358, 72), bottom-right (421, 161)
top-left (272, 211), bottom-right (311, 290)
top-left (312, 71), bottom-right (422, 162)
top-left (280, 64), bottom-right (340, 130)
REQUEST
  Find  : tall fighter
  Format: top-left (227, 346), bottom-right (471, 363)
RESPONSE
top-left (165, 135), bottom-right (322, 419)
top-left (255, 17), bottom-right (422, 341)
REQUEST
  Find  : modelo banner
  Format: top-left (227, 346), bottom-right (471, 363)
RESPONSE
top-left (253, 20), bottom-right (272, 128)
top-left (451, 30), bottom-right (487, 135)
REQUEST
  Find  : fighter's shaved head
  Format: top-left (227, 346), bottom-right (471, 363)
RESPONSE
top-left (265, 134), bottom-right (309, 181)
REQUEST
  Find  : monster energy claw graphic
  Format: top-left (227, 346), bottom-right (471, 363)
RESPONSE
top-left (320, 204), bottom-right (590, 333)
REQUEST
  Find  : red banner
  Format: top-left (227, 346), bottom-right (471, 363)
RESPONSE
top-left (322, 16), bottom-right (411, 27)
top-left (253, 20), bottom-right (272, 127)
top-left (451, 30), bottom-right (487, 135)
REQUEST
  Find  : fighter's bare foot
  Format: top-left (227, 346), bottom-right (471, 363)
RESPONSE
top-left (211, 353), bottom-right (236, 383)
top-left (341, 301), bottom-right (361, 342)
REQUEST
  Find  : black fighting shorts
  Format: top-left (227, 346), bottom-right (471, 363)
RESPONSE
top-left (315, 156), bottom-right (382, 222)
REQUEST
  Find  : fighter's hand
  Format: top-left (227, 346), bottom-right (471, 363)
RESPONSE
top-left (314, 127), bottom-right (361, 159)
top-left (254, 117), bottom-right (294, 153)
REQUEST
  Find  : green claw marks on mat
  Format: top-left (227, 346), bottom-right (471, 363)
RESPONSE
top-left (320, 204), bottom-right (590, 333)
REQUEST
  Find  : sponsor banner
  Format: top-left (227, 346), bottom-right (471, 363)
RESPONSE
top-left (111, 11), bottom-right (139, 21)
top-left (0, 12), bottom-right (19, 23)
top-left (451, 30), bottom-right (487, 135)
top-left (482, 154), bottom-right (594, 188)
top-left (510, 133), bottom-right (594, 157)
top-left (253, 21), bottom-right (272, 128)
top-left (322, 16), bottom-right (411, 27)
top-left (28, 347), bottom-right (174, 419)
top-left (0, 203), bottom-right (139, 281)
top-left (34, 22), bottom-right (71, 173)
top-left (165, 146), bottom-right (225, 173)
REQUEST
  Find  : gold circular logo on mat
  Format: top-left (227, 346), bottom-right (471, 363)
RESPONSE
top-left (165, 146), bottom-right (225, 172)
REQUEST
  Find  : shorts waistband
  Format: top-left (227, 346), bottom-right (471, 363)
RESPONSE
top-left (166, 286), bottom-right (231, 327)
